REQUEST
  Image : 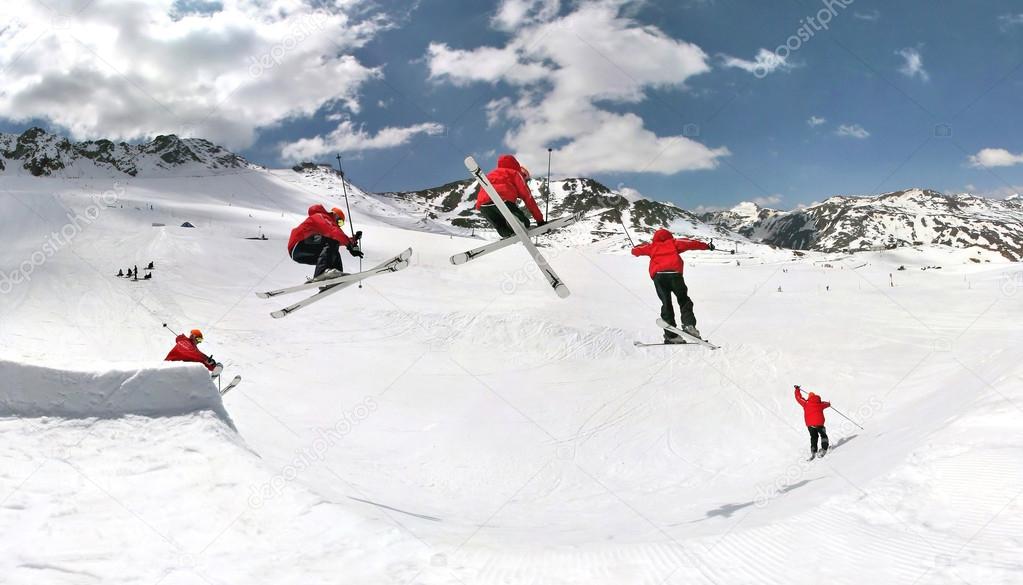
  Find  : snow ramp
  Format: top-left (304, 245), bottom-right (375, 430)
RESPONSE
top-left (0, 360), bottom-right (448, 585)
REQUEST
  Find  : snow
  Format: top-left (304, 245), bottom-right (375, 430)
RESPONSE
top-left (1, 167), bottom-right (1022, 584)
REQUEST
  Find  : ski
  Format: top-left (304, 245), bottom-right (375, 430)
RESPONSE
top-left (258, 249), bottom-right (411, 298)
top-left (220, 375), bottom-right (242, 396)
top-left (633, 341), bottom-right (693, 347)
top-left (450, 210), bottom-right (586, 265)
top-left (464, 156), bottom-right (570, 298)
top-left (270, 248), bottom-right (412, 319)
top-left (655, 318), bottom-right (719, 349)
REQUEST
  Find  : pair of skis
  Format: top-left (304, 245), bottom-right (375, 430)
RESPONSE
top-left (256, 248), bottom-right (413, 318)
top-left (634, 319), bottom-right (719, 349)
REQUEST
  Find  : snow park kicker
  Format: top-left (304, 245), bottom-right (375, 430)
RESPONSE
top-left (1, 157), bottom-right (1022, 584)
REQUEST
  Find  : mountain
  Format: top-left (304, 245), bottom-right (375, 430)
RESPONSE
top-left (703, 189), bottom-right (1023, 260)
top-left (370, 174), bottom-right (738, 250)
top-left (0, 127), bottom-right (252, 177)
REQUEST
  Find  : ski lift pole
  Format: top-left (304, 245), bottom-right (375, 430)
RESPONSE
top-left (335, 154), bottom-right (362, 285)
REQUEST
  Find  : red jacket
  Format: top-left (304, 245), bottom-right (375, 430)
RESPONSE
top-left (475, 154), bottom-right (544, 223)
top-left (795, 389), bottom-right (830, 427)
top-left (288, 204), bottom-right (352, 253)
top-left (631, 229), bottom-right (710, 279)
top-left (165, 335), bottom-right (215, 372)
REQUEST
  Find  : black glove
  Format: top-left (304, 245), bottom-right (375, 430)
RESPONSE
top-left (353, 230), bottom-right (363, 241)
top-left (206, 355), bottom-right (215, 364)
top-left (347, 244), bottom-right (364, 258)
top-left (707, 242), bottom-right (716, 251)
top-left (536, 219), bottom-right (547, 227)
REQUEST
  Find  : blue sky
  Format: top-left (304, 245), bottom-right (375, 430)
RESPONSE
top-left (2, 0), bottom-right (1022, 210)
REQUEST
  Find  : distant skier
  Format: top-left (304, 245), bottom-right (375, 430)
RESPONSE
top-left (146, 261), bottom-right (154, 270)
top-left (631, 229), bottom-right (713, 343)
top-left (116, 268), bottom-right (124, 277)
top-left (165, 328), bottom-right (221, 375)
top-left (794, 385), bottom-right (830, 459)
top-left (475, 154), bottom-right (545, 238)
top-left (287, 204), bottom-right (363, 281)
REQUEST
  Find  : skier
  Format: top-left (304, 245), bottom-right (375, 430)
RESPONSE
top-left (631, 229), bottom-right (714, 343)
top-left (165, 328), bottom-right (220, 375)
top-left (794, 385), bottom-right (831, 459)
top-left (116, 269), bottom-right (124, 277)
top-left (287, 204), bottom-right (363, 281)
top-left (474, 154), bottom-right (545, 237)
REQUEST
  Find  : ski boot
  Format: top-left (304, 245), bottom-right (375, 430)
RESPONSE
top-left (681, 324), bottom-right (702, 339)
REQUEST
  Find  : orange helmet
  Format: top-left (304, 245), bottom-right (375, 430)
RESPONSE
top-left (190, 329), bottom-right (204, 343)
top-left (331, 207), bottom-right (345, 221)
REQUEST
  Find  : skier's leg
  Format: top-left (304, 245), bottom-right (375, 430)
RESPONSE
top-left (481, 204), bottom-right (514, 238)
top-left (291, 236), bottom-right (322, 265)
top-left (314, 238), bottom-right (343, 278)
top-left (506, 201), bottom-right (532, 231)
top-left (674, 274), bottom-right (697, 327)
top-left (808, 426), bottom-right (820, 455)
top-left (819, 426), bottom-right (829, 452)
top-left (653, 273), bottom-right (679, 341)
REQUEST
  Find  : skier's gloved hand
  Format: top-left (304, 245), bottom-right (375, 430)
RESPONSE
top-left (206, 355), bottom-right (214, 364)
top-left (354, 230), bottom-right (363, 241)
top-left (706, 241), bottom-right (716, 251)
top-left (347, 244), bottom-right (365, 258)
top-left (536, 219), bottom-right (547, 227)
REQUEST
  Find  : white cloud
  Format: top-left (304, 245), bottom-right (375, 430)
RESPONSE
top-left (753, 194), bottom-right (783, 206)
top-left (836, 124), bottom-right (870, 139)
top-left (854, 10), bottom-right (880, 21)
top-left (280, 121), bottom-right (444, 161)
top-left (426, 1), bottom-right (729, 176)
top-left (492, 0), bottom-right (561, 30)
top-left (896, 47), bottom-right (929, 82)
top-left (0, 1), bottom-right (391, 150)
top-left (721, 48), bottom-right (790, 77)
top-left (999, 14), bottom-right (1023, 30)
top-left (968, 148), bottom-right (1023, 168)
top-left (807, 116), bottom-right (826, 127)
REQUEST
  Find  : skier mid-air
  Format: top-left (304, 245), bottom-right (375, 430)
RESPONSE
top-left (165, 328), bottom-right (221, 375)
top-left (795, 385), bottom-right (831, 459)
top-left (475, 154), bottom-right (546, 237)
top-left (288, 204), bottom-right (364, 281)
top-left (632, 228), bottom-right (714, 343)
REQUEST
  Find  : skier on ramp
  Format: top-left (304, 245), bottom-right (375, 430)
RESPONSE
top-left (288, 204), bottom-right (363, 281)
top-left (631, 229), bottom-right (714, 343)
top-left (475, 154), bottom-right (546, 237)
top-left (165, 328), bottom-right (221, 375)
top-left (795, 385), bottom-right (831, 459)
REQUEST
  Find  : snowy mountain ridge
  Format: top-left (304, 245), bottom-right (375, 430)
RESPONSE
top-left (0, 127), bottom-right (254, 178)
top-left (703, 188), bottom-right (1023, 260)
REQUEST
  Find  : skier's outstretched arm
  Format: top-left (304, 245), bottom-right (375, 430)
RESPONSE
top-left (675, 239), bottom-right (712, 253)
top-left (794, 388), bottom-right (806, 404)
top-left (631, 243), bottom-right (652, 257)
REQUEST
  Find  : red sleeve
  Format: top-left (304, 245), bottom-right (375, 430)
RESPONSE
top-left (310, 214), bottom-right (351, 246)
top-left (822, 402), bottom-right (831, 409)
top-left (794, 389), bottom-right (806, 405)
top-left (514, 173), bottom-right (544, 222)
top-left (631, 244), bottom-right (652, 257)
top-left (675, 239), bottom-right (710, 253)
top-left (166, 335), bottom-right (212, 369)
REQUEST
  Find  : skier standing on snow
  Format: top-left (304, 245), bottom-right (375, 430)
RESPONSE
top-left (475, 154), bottom-right (546, 237)
top-left (287, 204), bottom-right (363, 281)
top-left (631, 229), bottom-right (713, 343)
top-left (165, 328), bottom-right (221, 375)
top-left (795, 385), bottom-right (831, 459)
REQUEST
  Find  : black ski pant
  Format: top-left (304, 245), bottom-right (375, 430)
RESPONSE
top-left (653, 272), bottom-right (696, 340)
top-left (290, 235), bottom-right (343, 277)
top-left (808, 425), bottom-right (829, 454)
top-left (481, 201), bottom-right (530, 238)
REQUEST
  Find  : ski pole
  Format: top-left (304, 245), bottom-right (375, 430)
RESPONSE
top-left (545, 148), bottom-right (552, 221)
top-left (335, 154), bottom-right (362, 286)
top-left (828, 406), bottom-right (864, 430)
top-left (162, 323), bottom-right (179, 337)
top-left (618, 211), bottom-right (635, 247)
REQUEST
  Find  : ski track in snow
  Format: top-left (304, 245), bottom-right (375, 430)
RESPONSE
top-left (0, 171), bottom-right (1021, 584)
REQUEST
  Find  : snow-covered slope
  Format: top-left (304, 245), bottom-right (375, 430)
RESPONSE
top-left (1, 139), bottom-right (1021, 584)
top-left (704, 189), bottom-right (1023, 260)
